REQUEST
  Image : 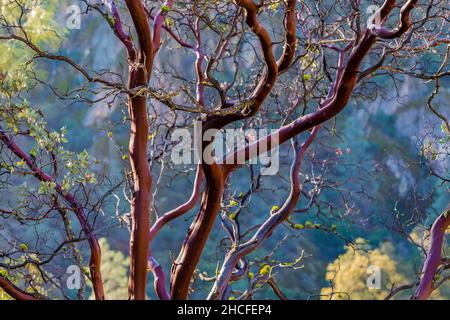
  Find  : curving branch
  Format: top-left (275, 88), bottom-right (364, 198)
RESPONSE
top-left (148, 166), bottom-right (203, 300)
top-left (0, 130), bottom-right (105, 300)
top-left (170, 161), bottom-right (225, 299)
top-left (237, 0), bottom-right (278, 106)
top-left (152, 0), bottom-right (175, 53)
top-left (125, 0), bottom-right (153, 81)
top-left (414, 205), bottom-right (450, 300)
top-left (208, 127), bottom-right (319, 300)
top-left (103, 0), bottom-right (135, 58)
top-left (0, 33), bottom-right (119, 88)
top-left (0, 276), bottom-right (41, 300)
top-left (203, 0), bottom-right (282, 131)
top-left (277, 0), bottom-right (297, 74)
top-left (223, 0), bottom-right (419, 174)
top-left (370, 0), bottom-right (419, 39)
top-left (170, 0), bottom-right (420, 300)
top-left (0, 0), bottom-right (435, 302)
top-left (123, 0), bottom-right (153, 300)
top-left (267, 278), bottom-right (289, 300)
top-left (194, 15), bottom-right (206, 106)
top-left (169, 0), bottom-right (284, 299)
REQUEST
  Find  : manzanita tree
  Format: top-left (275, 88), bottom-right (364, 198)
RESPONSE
top-left (0, 0), bottom-right (448, 300)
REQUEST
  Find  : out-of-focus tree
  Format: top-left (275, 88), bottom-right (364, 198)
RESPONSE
top-left (322, 239), bottom-right (409, 300)
top-left (0, 254), bottom-right (48, 300)
top-left (322, 235), bottom-right (449, 300)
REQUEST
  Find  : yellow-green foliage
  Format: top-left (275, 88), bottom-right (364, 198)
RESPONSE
top-left (0, 1), bottom-right (64, 89)
top-left (0, 269), bottom-right (13, 300)
top-left (321, 239), bottom-right (408, 300)
top-left (321, 237), bottom-right (450, 300)
top-left (0, 254), bottom-right (47, 300)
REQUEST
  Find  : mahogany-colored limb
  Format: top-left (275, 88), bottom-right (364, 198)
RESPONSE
top-left (148, 166), bottom-right (203, 299)
top-left (414, 205), bottom-right (450, 300)
top-left (124, 0), bottom-right (154, 300)
top-left (104, 0), bottom-right (135, 59)
top-left (0, 276), bottom-right (41, 300)
top-left (277, 0), bottom-right (297, 73)
top-left (170, 162), bottom-right (225, 299)
top-left (208, 128), bottom-right (319, 300)
top-left (169, 0), bottom-right (418, 300)
top-left (126, 90), bottom-right (152, 300)
top-left (114, 0), bottom-right (176, 300)
top-left (0, 130), bottom-right (105, 300)
top-left (125, 0), bottom-right (154, 80)
top-left (371, 0), bottom-right (419, 39)
top-left (169, 1), bottom-right (292, 299)
top-left (152, 0), bottom-right (174, 53)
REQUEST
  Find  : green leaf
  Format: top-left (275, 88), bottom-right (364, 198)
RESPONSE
top-left (82, 266), bottom-right (90, 276)
top-left (19, 243), bottom-right (28, 252)
top-left (161, 5), bottom-right (170, 13)
top-left (259, 265), bottom-right (271, 276)
top-left (30, 147), bottom-right (38, 158)
top-left (268, 2), bottom-right (280, 11)
top-left (294, 223), bottom-right (304, 230)
top-left (16, 159), bottom-right (26, 167)
top-left (38, 182), bottom-right (47, 194)
top-left (229, 200), bottom-right (238, 207)
top-left (271, 205), bottom-right (280, 212)
top-left (106, 15), bottom-right (116, 28)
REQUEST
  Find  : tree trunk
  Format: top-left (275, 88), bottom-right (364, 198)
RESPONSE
top-left (127, 67), bottom-right (152, 300)
top-left (170, 164), bottom-right (225, 299)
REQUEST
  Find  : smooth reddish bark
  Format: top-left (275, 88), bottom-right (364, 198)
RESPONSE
top-left (414, 206), bottom-right (450, 299)
top-left (169, 0), bottom-right (297, 299)
top-left (124, 0), bottom-right (154, 300)
top-left (0, 277), bottom-right (41, 300)
top-left (169, 0), bottom-right (419, 300)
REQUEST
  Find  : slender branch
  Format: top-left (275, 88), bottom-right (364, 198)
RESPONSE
top-left (277, 0), bottom-right (297, 74)
top-left (148, 166), bottom-right (203, 300)
top-left (208, 127), bottom-right (319, 300)
top-left (169, 0), bottom-right (282, 299)
top-left (0, 130), bottom-right (105, 300)
top-left (152, 0), bottom-right (174, 53)
top-left (370, 0), bottom-right (419, 39)
top-left (0, 276), bottom-right (41, 300)
top-left (103, 0), bottom-right (135, 59)
top-left (169, 0), bottom-right (419, 300)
